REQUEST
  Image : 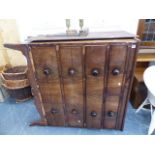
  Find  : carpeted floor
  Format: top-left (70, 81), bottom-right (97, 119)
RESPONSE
top-left (0, 98), bottom-right (153, 135)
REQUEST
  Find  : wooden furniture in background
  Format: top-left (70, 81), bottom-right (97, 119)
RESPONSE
top-left (4, 31), bottom-right (139, 130)
top-left (130, 19), bottom-right (155, 108)
top-left (130, 63), bottom-right (148, 108)
top-left (137, 19), bottom-right (155, 47)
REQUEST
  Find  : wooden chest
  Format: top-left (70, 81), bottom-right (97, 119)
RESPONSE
top-left (4, 31), bottom-right (139, 130)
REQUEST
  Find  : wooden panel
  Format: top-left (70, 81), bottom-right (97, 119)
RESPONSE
top-left (116, 44), bottom-right (138, 130)
top-left (60, 46), bottom-right (83, 78)
top-left (109, 45), bottom-right (127, 67)
top-left (31, 46), bottom-right (59, 81)
top-left (39, 81), bottom-right (65, 126)
top-left (39, 81), bottom-right (62, 104)
top-left (86, 78), bottom-right (104, 128)
top-left (104, 96), bottom-right (119, 129)
top-left (85, 45), bottom-right (107, 128)
top-left (137, 19), bottom-right (155, 46)
top-left (137, 19), bottom-right (145, 39)
top-left (44, 103), bottom-right (65, 126)
top-left (107, 45), bottom-right (127, 95)
top-left (137, 53), bottom-right (155, 62)
top-left (60, 46), bottom-right (84, 127)
top-left (63, 79), bottom-right (84, 127)
top-left (85, 45), bottom-right (107, 77)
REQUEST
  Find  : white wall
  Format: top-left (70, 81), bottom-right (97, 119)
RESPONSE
top-left (16, 19), bottom-right (139, 42)
top-left (1, 0), bottom-right (155, 43)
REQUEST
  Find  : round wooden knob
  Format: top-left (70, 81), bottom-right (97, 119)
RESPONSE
top-left (51, 108), bottom-right (58, 114)
top-left (112, 68), bottom-right (120, 76)
top-left (90, 111), bottom-right (97, 117)
top-left (107, 111), bottom-right (115, 117)
top-left (68, 68), bottom-right (76, 76)
top-left (91, 68), bottom-right (100, 76)
top-left (43, 68), bottom-right (51, 76)
top-left (71, 109), bottom-right (78, 114)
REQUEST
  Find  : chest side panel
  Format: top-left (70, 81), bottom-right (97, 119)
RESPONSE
top-left (116, 43), bottom-right (138, 129)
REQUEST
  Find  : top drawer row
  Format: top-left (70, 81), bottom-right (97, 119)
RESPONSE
top-left (31, 44), bottom-right (128, 81)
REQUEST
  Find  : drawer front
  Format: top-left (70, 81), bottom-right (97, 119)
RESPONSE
top-left (85, 45), bottom-right (107, 78)
top-left (39, 81), bottom-right (65, 126)
top-left (60, 46), bottom-right (84, 127)
top-left (31, 46), bottom-right (59, 82)
top-left (85, 45), bottom-right (107, 128)
top-left (60, 46), bottom-right (83, 78)
top-left (104, 96), bottom-right (120, 129)
top-left (107, 45), bottom-right (128, 95)
top-left (44, 103), bottom-right (65, 126)
top-left (63, 79), bottom-right (84, 127)
top-left (86, 78), bottom-right (104, 128)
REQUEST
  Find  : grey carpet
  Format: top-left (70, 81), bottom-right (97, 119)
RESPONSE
top-left (0, 98), bottom-right (153, 135)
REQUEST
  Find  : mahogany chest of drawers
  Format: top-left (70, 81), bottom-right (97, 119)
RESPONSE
top-left (4, 31), bottom-right (139, 130)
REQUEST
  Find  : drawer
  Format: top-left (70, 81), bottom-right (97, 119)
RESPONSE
top-left (107, 75), bottom-right (124, 95)
top-left (85, 45), bottom-right (107, 78)
top-left (31, 46), bottom-right (59, 81)
top-left (39, 81), bottom-right (62, 104)
top-left (44, 103), bottom-right (65, 126)
top-left (38, 81), bottom-right (65, 126)
top-left (108, 45), bottom-right (127, 80)
top-left (104, 96), bottom-right (120, 129)
top-left (60, 46), bottom-right (83, 78)
top-left (109, 45), bottom-right (127, 66)
top-left (86, 77), bottom-right (104, 128)
top-left (106, 45), bottom-right (128, 95)
top-left (63, 79), bottom-right (84, 127)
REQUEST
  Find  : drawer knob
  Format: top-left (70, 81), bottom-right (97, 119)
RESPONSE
top-left (107, 111), bottom-right (115, 117)
top-left (43, 68), bottom-right (51, 75)
top-left (68, 68), bottom-right (76, 76)
top-left (51, 108), bottom-right (58, 114)
top-left (112, 68), bottom-right (120, 76)
top-left (91, 68), bottom-right (100, 76)
top-left (90, 111), bottom-right (97, 117)
top-left (71, 109), bottom-right (78, 114)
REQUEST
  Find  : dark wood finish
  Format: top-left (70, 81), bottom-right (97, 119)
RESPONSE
top-left (130, 19), bottom-right (155, 109)
top-left (137, 19), bottom-right (145, 40)
top-left (27, 31), bottom-right (135, 42)
top-left (137, 19), bottom-right (155, 47)
top-left (86, 77), bottom-right (104, 128)
top-left (104, 96), bottom-right (120, 129)
top-left (63, 79), bottom-right (84, 127)
top-left (4, 31), bottom-right (139, 130)
top-left (85, 45), bottom-right (107, 128)
top-left (31, 46), bottom-right (59, 81)
top-left (130, 65), bottom-right (148, 108)
top-left (59, 46), bottom-right (84, 127)
top-left (130, 77), bottom-right (147, 109)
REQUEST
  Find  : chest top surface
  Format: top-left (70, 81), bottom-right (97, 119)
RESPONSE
top-left (27, 31), bottom-right (137, 43)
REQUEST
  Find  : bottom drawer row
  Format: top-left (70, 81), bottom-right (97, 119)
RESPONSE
top-left (43, 96), bottom-right (121, 129)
